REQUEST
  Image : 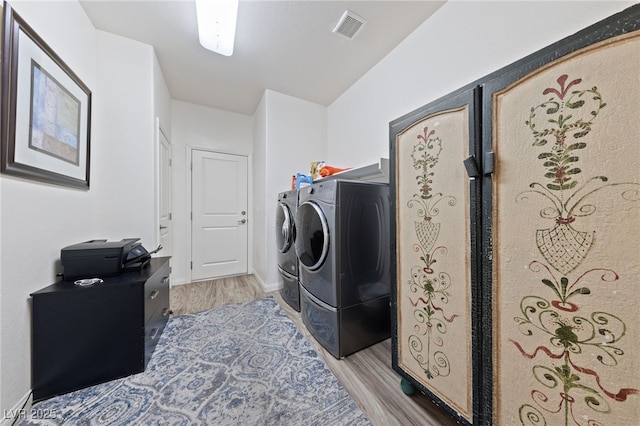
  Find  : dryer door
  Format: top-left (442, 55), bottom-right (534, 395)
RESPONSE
top-left (295, 201), bottom-right (329, 270)
top-left (276, 202), bottom-right (295, 253)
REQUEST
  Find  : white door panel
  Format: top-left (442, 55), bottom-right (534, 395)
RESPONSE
top-left (159, 126), bottom-right (172, 257)
top-left (191, 150), bottom-right (248, 280)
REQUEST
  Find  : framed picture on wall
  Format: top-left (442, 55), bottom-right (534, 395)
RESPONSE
top-left (1, 2), bottom-right (91, 189)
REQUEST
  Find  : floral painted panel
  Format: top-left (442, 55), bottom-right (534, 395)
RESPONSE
top-left (492, 32), bottom-right (640, 425)
top-left (395, 106), bottom-right (472, 422)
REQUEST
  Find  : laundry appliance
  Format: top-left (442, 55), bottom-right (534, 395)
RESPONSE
top-left (276, 189), bottom-right (300, 311)
top-left (295, 179), bottom-right (391, 358)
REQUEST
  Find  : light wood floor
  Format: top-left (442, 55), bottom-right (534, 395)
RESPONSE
top-left (170, 275), bottom-right (458, 426)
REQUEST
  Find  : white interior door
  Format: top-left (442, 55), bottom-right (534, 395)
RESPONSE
top-left (191, 150), bottom-right (248, 280)
top-left (159, 127), bottom-right (172, 257)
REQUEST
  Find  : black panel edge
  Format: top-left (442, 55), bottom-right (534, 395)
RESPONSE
top-left (389, 86), bottom-right (481, 426)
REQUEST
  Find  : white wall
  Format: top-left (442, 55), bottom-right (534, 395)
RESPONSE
top-left (326, 1), bottom-right (636, 166)
top-left (252, 96), bottom-right (268, 286)
top-left (0, 1), bottom-right (171, 415)
top-left (153, 53), bottom-right (172, 136)
top-left (93, 31), bottom-right (157, 244)
top-left (153, 52), bottom-right (172, 256)
top-left (0, 0), bottom-right (97, 413)
top-left (170, 101), bottom-right (254, 285)
top-left (252, 90), bottom-right (327, 289)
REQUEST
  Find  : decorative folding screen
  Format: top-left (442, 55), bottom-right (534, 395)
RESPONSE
top-left (484, 18), bottom-right (640, 426)
top-left (390, 5), bottom-right (640, 426)
top-left (390, 89), bottom-right (481, 425)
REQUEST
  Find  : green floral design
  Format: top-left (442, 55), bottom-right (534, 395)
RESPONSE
top-left (412, 126), bottom-right (443, 200)
top-left (405, 126), bottom-right (458, 380)
top-left (526, 74), bottom-right (606, 192)
top-left (514, 75), bottom-right (639, 425)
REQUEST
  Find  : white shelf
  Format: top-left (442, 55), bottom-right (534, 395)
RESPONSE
top-left (317, 158), bottom-right (389, 183)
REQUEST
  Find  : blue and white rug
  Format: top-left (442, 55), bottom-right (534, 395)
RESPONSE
top-left (20, 297), bottom-right (371, 425)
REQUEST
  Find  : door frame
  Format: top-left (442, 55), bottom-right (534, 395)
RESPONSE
top-left (156, 118), bottom-right (172, 258)
top-left (185, 145), bottom-right (253, 284)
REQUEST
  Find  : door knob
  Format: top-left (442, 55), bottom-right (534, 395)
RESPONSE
top-left (238, 219), bottom-right (247, 224)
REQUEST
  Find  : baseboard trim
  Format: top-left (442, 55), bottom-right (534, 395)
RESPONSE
top-left (252, 272), bottom-right (281, 293)
top-left (1, 390), bottom-right (32, 426)
top-left (171, 272), bottom-right (281, 293)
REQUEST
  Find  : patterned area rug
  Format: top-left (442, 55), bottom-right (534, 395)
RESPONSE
top-left (20, 297), bottom-right (371, 425)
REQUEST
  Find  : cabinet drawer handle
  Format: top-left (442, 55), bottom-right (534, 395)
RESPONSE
top-left (149, 328), bottom-right (159, 340)
top-left (162, 276), bottom-right (169, 285)
top-left (149, 290), bottom-right (159, 300)
top-left (162, 308), bottom-right (170, 317)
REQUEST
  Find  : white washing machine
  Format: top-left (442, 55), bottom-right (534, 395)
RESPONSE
top-left (276, 189), bottom-right (300, 311)
top-left (295, 179), bottom-right (391, 358)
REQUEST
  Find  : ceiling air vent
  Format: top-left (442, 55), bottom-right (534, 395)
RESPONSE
top-left (332, 10), bottom-right (366, 40)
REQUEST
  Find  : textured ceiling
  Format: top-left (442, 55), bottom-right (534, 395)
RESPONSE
top-left (80, 0), bottom-right (445, 115)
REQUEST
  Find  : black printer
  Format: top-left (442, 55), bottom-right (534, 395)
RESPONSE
top-left (61, 238), bottom-right (153, 279)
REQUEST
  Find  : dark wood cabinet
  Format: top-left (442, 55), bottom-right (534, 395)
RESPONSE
top-left (31, 257), bottom-right (171, 402)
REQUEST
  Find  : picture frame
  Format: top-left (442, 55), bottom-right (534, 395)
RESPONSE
top-left (1, 2), bottom-right (91, 189)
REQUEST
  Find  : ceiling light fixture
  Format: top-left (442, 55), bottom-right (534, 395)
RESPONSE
top-left (195, 0), bottom-right (239, 56)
